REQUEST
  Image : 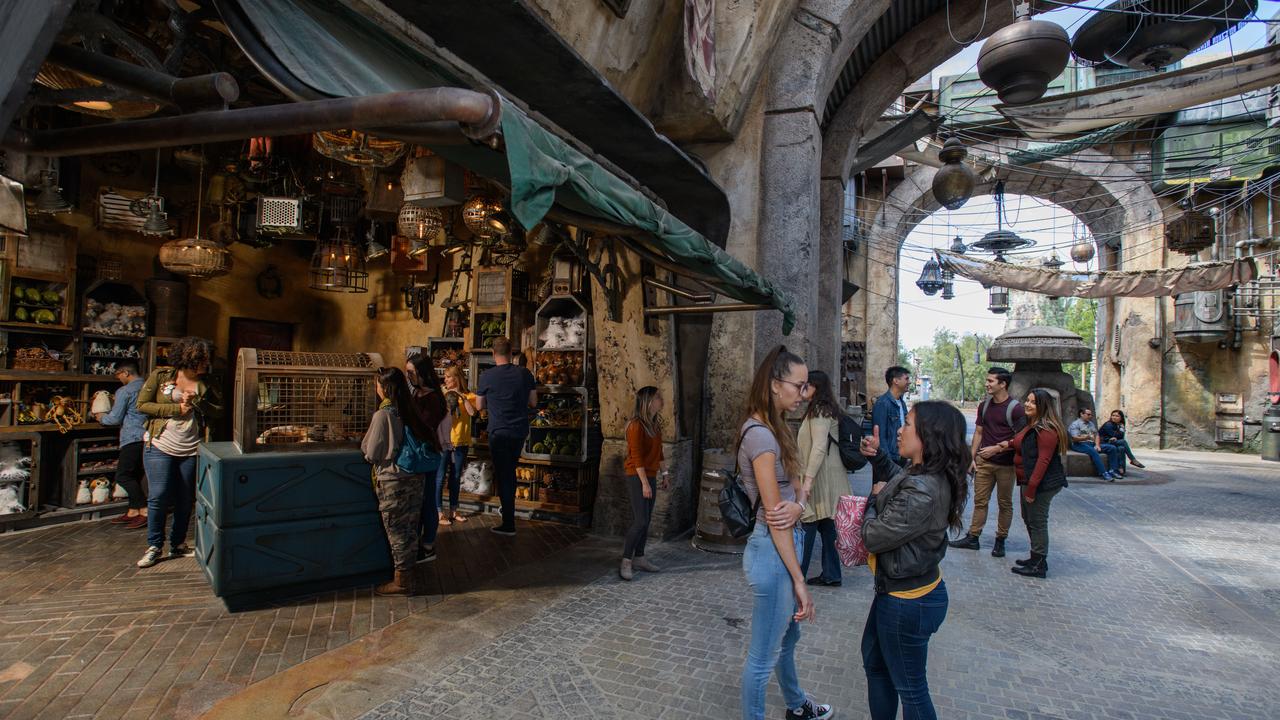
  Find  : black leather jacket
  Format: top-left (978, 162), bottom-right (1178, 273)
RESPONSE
top-left (862, 451), bottom-right (952, 594)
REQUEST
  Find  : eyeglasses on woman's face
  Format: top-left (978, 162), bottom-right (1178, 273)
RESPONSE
top-left (775, 378), bottom-right (810, 393)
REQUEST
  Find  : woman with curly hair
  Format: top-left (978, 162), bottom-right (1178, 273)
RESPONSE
top-left (134, 336), bottom-right (222, 569)
top-left (859, 401), bottom-right (970, 720)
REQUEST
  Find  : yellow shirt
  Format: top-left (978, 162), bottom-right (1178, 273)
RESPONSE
top-left (448, 392), bottom-right (476, 447)
top-left (866, 552), bottom-right (942, 599)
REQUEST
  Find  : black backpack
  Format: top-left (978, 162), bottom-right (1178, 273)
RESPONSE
top-left (718, 425), bottom-right (764, 539)
top-left (831, 413), bottom-right (868, 472)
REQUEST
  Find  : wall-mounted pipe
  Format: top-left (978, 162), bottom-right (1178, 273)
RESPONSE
top-left (1, 87), bottom-right (500, 156)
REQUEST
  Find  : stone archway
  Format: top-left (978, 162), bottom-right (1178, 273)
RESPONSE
top-left (861, 149), bottom-right (1165, 442)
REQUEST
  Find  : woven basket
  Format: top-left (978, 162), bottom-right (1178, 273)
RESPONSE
top-left (13, 348), bottom-right (65, 372)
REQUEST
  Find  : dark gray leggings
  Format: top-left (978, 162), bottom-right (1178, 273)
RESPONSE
top-left (623, 474), bottom-right (656, 559)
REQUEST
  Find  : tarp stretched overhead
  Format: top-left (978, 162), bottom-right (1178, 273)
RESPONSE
top-left (217, 0), bottom-right (794, 331)
top-left (937, 250), bottom-right (1257, 298)
top-left (997, 44), bottom-right (1280, 139)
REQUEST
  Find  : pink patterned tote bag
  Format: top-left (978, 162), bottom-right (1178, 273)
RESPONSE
top-left (834, 495), bottom-right (869, 567)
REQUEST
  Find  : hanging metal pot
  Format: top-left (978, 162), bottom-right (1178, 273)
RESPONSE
top-left (977, 13), bottom-right (1070, 104)
top-left (931, 138), bottom-right (977, 210)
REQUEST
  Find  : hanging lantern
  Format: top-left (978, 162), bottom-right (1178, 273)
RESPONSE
top-left (977, 8), bottom-right (1070, 104)
top-left (931, 138), bottom-right (976, 210)
top-left (940, 271), bottom-right (956, 301)
top-left (988, 285), bottom-right (1010, 314)
top-left (950, 235), bottom-right (968, 255)
top-left (1042, 253), bottom-right (1065, 271)
top-left (397, 203), bottom-right (444, 243)
top-left (366, 237), bottom-right (390, 261)
top-left (159, 154), bottom-right (230, 279)
top-left (462, 195), bottom-right (504, 240)
top-left (1070, 241), bottom-right (1095, 264)
top-left (915, 257), bottom-right (945, 296)
top-left (33, 161), bottom-right (71, 215)
top-left (132, 152), bottom-right (171, 236)
top-left (310, 233), bottom-right (368, 293)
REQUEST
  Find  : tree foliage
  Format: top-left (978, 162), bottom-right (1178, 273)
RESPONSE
top-left (908, 328), bottom-right (996, 402)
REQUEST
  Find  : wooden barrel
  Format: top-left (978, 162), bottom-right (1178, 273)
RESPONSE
top-left (691, 449), bottom-right (747, 554)
top-left (146, 278), bottom-right (188, 337)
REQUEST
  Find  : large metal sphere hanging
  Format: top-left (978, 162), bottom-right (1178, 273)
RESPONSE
top-left (462, 195), bottom-right (503, 239)
top-left (977, 17), bottom-right (1071, 104)
top-left (1070, 241), bottom-right (1096, 264)
top-left (931, 138), bottom-right (977, 210)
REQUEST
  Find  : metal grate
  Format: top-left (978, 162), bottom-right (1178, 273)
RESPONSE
top-left (255, 350), bottom-right (377, 368)
top-left (257, 197), bottom-right (303, 232)
top-left (96, 188), bottom-right (150, 232)
top-left (254, 374), bottom-right (376, 446)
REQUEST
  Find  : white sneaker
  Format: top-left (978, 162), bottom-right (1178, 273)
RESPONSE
top-left (137, 546), bottom-right (162, 568)
top-left (619, 558), bottom-right (633, 581)
top-left (632, 556), bottom-right (660, 573)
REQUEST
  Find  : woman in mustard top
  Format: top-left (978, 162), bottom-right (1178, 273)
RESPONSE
top-left (859, 401), bottom-right (969, 720)
top-left (438, 365), bottom-right (477, 525)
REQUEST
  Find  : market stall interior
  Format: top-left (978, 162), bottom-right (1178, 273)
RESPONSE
top-left (0, 0), bottom-right (795, 603)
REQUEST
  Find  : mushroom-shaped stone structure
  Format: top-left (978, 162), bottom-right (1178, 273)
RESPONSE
top-left (987, 326), bottom-right (1099, 475)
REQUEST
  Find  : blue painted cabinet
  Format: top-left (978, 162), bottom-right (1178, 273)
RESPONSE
top-left (195, 442), bottom-right (391, 610)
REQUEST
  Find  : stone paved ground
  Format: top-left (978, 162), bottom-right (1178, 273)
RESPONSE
top-left (358, 449), bottom-right (1280, 720)
top-left (0, 513), bottom-right (586, 720)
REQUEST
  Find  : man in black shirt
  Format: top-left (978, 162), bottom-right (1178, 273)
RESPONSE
top-left (475, 336), bottom-right (537, 536)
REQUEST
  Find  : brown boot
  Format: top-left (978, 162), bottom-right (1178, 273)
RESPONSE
top-left (374, 568), bottom-right (417, 596)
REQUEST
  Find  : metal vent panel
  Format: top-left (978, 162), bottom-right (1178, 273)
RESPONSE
top-left (257, 197), bottom-right (303, 232)
top-left (255, 350), bottom-right (377, 368)
top-left (96, 188), bottom-right (151, 232)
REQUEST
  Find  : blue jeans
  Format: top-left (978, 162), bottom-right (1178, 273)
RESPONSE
top-left (1109, 438), bottom-right (1137, 466)
top-left (800, 519), bottom-right (841, 582)
top-left (741, 523), bottom-right (809, 720)
top-left (1071, 442), bottom-right (1122, 475)
top-left (143, 447), bottom-right (197, 550)
top-left (419, 471), bottom-right (439, 546)
top-left (862, 582), bottom-right (948, 720)
top-left (435, 447), bottom-right (467, 512)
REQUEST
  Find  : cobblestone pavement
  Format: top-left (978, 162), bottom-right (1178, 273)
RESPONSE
top-left (0, 513), bottom-right (586, 720)
top-left (360, 450), bottom-right (1280, 720)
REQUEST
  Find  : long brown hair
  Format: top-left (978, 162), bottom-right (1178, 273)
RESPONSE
top-left (910, 402), bottom-right (970, 533)
top-left (377, 367), bottom-right (433, 443)
top-left (741, 345), bottom-right (803, 480)
top-left (631, 386), bottom-right (661, 438)
top-left (1027, 388), bottom-right (1069, 455)
top-left (804, 370), bottom-right (840, 419)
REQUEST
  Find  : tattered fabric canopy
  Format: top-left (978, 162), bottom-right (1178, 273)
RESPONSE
top-left (937, 250), bottom-right (1257, 298)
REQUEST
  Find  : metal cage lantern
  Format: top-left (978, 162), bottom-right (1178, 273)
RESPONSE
top-left (931, 138), bottom-right (977, 210)
top-left (988, 285), bottom-right (1010, 314)
top-left (397, 204), bottom-right (444, 243)
top-left (310, 234), bottom-right (368, 293)
top-left (159, 236), bottom-right (232, 279)
top-left (916, 257), bottom-right (946, 296)
top-left (462, 195), bottom-right (504, 240)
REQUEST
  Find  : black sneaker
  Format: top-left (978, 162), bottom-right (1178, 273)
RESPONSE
top-left (785, 700), bottom-right (833, 720)
top-left (949, 534), bottom-right (980, 550)
top-left (137, 546), bottom-right (162, 568)
top-left (490, 526), bottom-right (516, 537)
top-left (416, 544), bottom-right (437, 563)
top-left (168, 545), bottom-right (195, 559)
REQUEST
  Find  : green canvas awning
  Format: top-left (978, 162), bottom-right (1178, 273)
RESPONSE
top-left (222, 0), bottom-right (795, 332)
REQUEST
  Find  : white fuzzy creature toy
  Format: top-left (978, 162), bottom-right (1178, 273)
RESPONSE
top-left (539, 318), bottom-right (569, 350)
top-left (460, 461), bottom-right (492, 496)
top-left (76, 479), bottom-right (92, 505)
top-left (91, 390), bottom-right (113, 416)
top-left (90, 478), bottom-right (111, 504)
top-left (563, 316), bottom-right (586, 348)
top-left (0, 484), bottom-right (23, 515)
top-left (112, 482), bottom-right (129, 500)
top-left (0, 442), bottom-right (31, 483)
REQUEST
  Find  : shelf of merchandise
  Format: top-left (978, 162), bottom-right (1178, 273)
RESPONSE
top-left (427, 337), bottom-right (468, 381)
top-left (0, 432), bottom-right (41, 526)
top-left (62, 433), bottom-right (127, 513)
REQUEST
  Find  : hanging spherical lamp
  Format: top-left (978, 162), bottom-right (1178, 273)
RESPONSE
top-left (977, 12), bottom-right (1070, 104)
top-left (931, 138), bottom-right (977, 210)
top-left (397, 204), bottom-right (444, 243)
top-left (1070, 241), bottom-right (1096, 264)
top-left (915, 257), bottom-right (946, 296)
top-left (462, 195), bottom-right (504, 240)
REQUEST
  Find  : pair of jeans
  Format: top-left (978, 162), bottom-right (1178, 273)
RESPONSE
top-left (741, 523), bottom-right (810, 720)
top-left (1109, 438), bottom-right (1138, 466)
top-left (799, 519), bottom-right (841, 582)
top-left (143, 447), bottom-right (196, 550)
top-left (861, 582), bottom-right (948, 720)
top-left (1070, 441), bottom-right (1122, 475)
top-left (1020, 485), bottom-right (1061, 558)
top-left (488, 432), bottom-right (525, 530)
top-left (435, 447), bottom-right (467, 513)
top-left (968, 457), bottom-right (1016, 538)
top-left (622, 474), bottom-right (656, 559)
top-left (114, 441), bottom-right (146, 510)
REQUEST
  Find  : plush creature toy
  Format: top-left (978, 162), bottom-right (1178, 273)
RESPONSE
top-left (460, 461), bottom-right (492, 496)
top-left (563, 316), bottom-right (586, 348)
top-left (112, 482), bottom-right (129, 500)
top-left (0, 484), bottom-right (23, 515)
top-left (0, 442), bottom-right (31, 483)
top-left (76, 479), bottom-right (92, 505)
top-left (539, 318), bottom-right (569, 350)
top-left (90, 478), bottom-right (111, 504)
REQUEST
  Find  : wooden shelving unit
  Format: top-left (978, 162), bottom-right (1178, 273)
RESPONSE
top-left (62, 434), bottom-right (127, 513)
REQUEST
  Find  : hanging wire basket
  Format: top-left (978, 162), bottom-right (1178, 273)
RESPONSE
top-left (159, 236), bottom-right (232, 279)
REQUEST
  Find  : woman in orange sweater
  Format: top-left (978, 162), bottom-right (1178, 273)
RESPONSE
top-left (621, 386), bottom-right (667, 581)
